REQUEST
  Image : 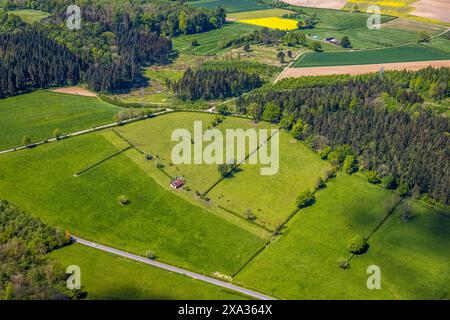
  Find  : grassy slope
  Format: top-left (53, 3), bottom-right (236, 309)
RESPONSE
top-left (8, 9), bottom-right (51, 23)
top-left (0, 91), bottom-right (121, 150)
top-left (50, 244), bottom-right (249, 300)
top-left (235, 173), bottom-right (400, 299)
top-left (172, 22), bottom-right (260, 55)
top-left (115, 112), bottom-right (272, 193)
top-left (353, 199), bottom-right (450, 299)
top-left (187, 0), bottom-right (272, 13)
top-left (293, 44), bottom-right (450, 67)
top-left (209, 132), bottom-right (333, 230)
top-left (0, 132), bottom-right (265, 276)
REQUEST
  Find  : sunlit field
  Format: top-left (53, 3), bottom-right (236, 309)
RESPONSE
top-left (240, 17), bottom-right (299, 30)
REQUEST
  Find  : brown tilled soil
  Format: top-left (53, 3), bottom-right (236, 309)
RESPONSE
top-left (411, 0), bottom-right (450, 23)
top-left (280, 0), bottom-right (347, 10)
top-left (279, 60), bottom-right (450, 79)
top-left (51, 87), bottom-right (97, 97)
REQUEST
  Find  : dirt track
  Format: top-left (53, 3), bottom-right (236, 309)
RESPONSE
top-left (51, 87), bottom-right (97, 97)
top-left (278, 60), bottom-right (450, 79)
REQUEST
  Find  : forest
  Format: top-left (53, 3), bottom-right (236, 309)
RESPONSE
top-left (169, 67), bottom-right (263, 100)
top-left (235, 67), bottom-right (450, 204)
top-left (0, 0), bottom-right (226, 95)
top-left (0, 200), bottom-right (81, 300)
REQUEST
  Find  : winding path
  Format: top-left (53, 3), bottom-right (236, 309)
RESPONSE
top-left (72, 236), bottom-right (276, 301)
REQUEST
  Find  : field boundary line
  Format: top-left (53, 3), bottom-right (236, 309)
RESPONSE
top-left (217, 205), bottom-right (274, 233)
top-left (112, 129), bottom-right (145, 155)
top-left (72, 236), bottom-right (277, 300)
top-left (74, 146), bottom-right (132, 177)
top-left (202, 129), bottom-right (280, 196)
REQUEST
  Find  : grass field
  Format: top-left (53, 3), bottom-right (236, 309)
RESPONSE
top-left (0, 91), bottom-right (121, 150)
top-left (114, 112), bottom-right (272, 193)
top-left (228, 8), bottom-right (294, 20)
top-left (291, 5), bottom-right (395, 30)
top-left (293, 43), bottom-right (450, 67)
top-left (235, 173), bottom-right (401, 299)
top-left (351, 199), bottom-right (450, 299)
top-left (187, 0), bottom-right (272, 13)
top-left (299, 27), bottom-right (422, 49)
top-left (209, 131), bottom-right (333, 230)
top-left (0, 132), bottom-right (266, 276)
top-left (240, 17), bottom-right (299, 30)
top-left (8, 9), bottom-right (51, 23)
top-left (172, 22), bottom-right (260, 55)
top-left (50, 244), bottom-right (249, 300)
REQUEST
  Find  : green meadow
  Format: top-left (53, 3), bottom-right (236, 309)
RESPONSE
top-left (0, 91), bottom-right (121, 150)
top-left (8, 9), bottom-right (51, 23)
top-left (0, 132), bottom-right (265, 276)
top-left (50, 244), bottom-right (249, 300)
top-left (187, 0), bottom-right (271, 13)
top-left (235, 173), bottom-right (400, 299)
top-left (172, 22), bottom-right (260, 55)
top-left (209, 131), bottom-right (333, 230)
top-left (293, 44), bottom-right (450, 68)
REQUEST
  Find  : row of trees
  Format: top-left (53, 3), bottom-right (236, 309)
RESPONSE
top-left (0, 200), bottom-right (82, 300)
top-left (236, 67), bottom-right (450, 204)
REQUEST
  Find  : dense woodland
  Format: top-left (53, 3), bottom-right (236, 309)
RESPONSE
top-left (236, 68), bottom-right (450, 204)
top-left (0, 200), bottom-right (80, 300)
top-left (0, 0), bottom-right (226, 95)
top-left (169, 68), bottom-right (262, 100)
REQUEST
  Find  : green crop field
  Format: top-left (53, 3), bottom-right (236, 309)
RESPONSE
top-left (0, 132), bottom-right (265, 276)
top-left (50, 244), bottom-right (249, 300)
top-left (234, 173), bottom-right (402, 299)
top-left (299, 27), bottom-right (421, 49)
top-left (187, 0), bottom-right (271, 13)
top-left (8, 9), bottom-right (51, 23)
top-left (0, 91), bottom-right (121, 151)
top-left (290, 6), bottom-right (395, 30)
top-left (172, 22), bottom-right (260, 55)
top-left (209, 131), bottom-right (333, 230)
top-left (293, 44), bottom-right (450, 67)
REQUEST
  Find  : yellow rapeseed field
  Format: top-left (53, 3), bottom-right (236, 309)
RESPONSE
top-left (239, 17), bottom-right (299, 30)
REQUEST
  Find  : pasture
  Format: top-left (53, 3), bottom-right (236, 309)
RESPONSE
top-left (0, 91), bottom-right (121, 150)
top-left (50, 244), bottom-right (249, 300)
top-left (235, 173), bottom-right (401, 299)
top-left (0, 132), bottom-right (266, 276)
top-left (293, 44), bottom-right (450, 67)
top-left (172, 22), bottom-right (260, 55)
top-left (209, 131), bottom-right (333, 230)
top-left (187, 0), bottom-right (272, 13)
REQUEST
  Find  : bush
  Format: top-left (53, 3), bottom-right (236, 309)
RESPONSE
top-left (319, 146), bottom-right (331, 160)
top-left (156, 161), bottom-right (165, 169)
top-left (145, 153), bottom-right (153, 160)
top-left (244, 209), bottom-right (256, 221)
top-left (343, 155), bottom-right (358, 175)
top-left (327, 145), bottom-right (352, 165)
top-left (296, 189), bottom-right (315, 208)
top-left (382, 175), bottom-right (397, 190)
top-left (337, 257), bottom-right (350, 269)
top-left (118, 195), bottom-right (130, 206)
top-left (146, 250), bottom-right (156, 260)
top-left (315, 177), bottom-right (326, 190)
top-left (398, 182), bottom-right (411, 197)
top-left (346, 235), bottom-right (367, 254)
top-left (22, 135), bottom-right (32, 146)
top-left (367, 171), bottom-right (381, 184)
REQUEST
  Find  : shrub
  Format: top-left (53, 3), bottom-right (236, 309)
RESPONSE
top-left (315, 177), bottom-right (326, 190)
top-left (156, 161), bottom-right (165, 169)
top-left (382, 175), bottom-right (397, 190)
top-left (319, 146), bottom-right (331, 160)
top-left (398, 182), bottom-right (411, 197)
top-left (337, 257), bottom-right (349, 269)
top-left (145, 153), bottom-right (153, 160)
top-left (53, 128), bottom-right (64, 140)
top-left (367, 171), bottom-right (381, 184)
top-left (346, 235), bottom-right (367, 254)
top-left (296, 189), bottom-right (315, 208)
top-left (118, 195), bottom-right (130, 206)
top-left (327, 145), bottom-right (352, 165)
top-left (146, 250), bottom-right (156, 260)
top-left (343, 155), bottom-right (358, 175)
top-left (244, 209), bottom-right (256, 221)
top-left (22, 135), bottom-right (32, 146)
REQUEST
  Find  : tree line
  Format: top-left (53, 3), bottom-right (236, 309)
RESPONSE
top-left (236, 68), bottom-right (450, 204)
top-left (0, 200), bottom-right (83, 300)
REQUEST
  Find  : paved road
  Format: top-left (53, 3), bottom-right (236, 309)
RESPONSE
top-left (73, 236), bottom-right (276, 301)
top-left (0, 109), bottom-right (173, 155)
